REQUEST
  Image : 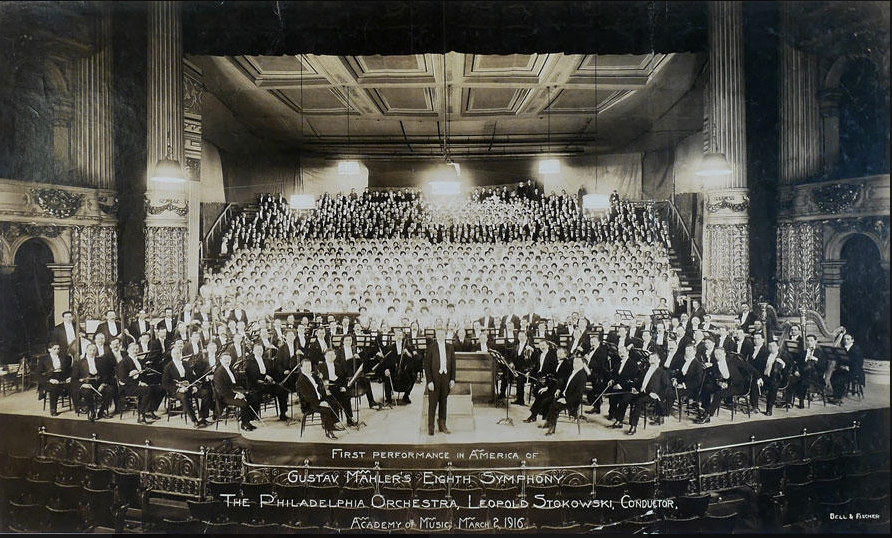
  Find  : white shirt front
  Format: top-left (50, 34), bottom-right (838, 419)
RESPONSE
top-left (49, 353), bottom-right (61, 371)
top-left (131, 354), bottom-right (143, 371)
top-left (640, 367), bottom-right (657, 392)
top-left (343, 345), bottom-right (354, 360)
top-left (681, 358), bottom-right (694, 376)
top-left (325, 361), bottom-right (336, 380)
top-left (764, 352), bottom-right (777, 376)
top-left (173, 360), bottom-right (186, 378)
top-left (223, 366), bottom-right (236, 384)
top-left (64, 322), bottom-right (75, 344)
top-left (717, 360), bottom-right (730, 380)
top-left (254, 355), bottom-right (266, 375)
top-left (437, 340), bottom-right (447, 374)
top-left (108, 321), bottom-right (118, 335)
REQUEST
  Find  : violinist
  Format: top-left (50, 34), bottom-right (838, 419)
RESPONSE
top-left (388, 330), bottom-right (417, 405)
top-left (788, 334), bottom-right (825, 408)
top-left (606, 346), bottom-right (640, 425)
top-left (521, 340), bottom-right (557, 422)
top-left (39, 343), bottom-right (72, 416)
top-left (317, 348), bottom-right (357, 426)
top-left (162, 347), bottom-right (206, 427)
top-left (118, 341), bottom-right (164, 424)
top-left (338, 333), bottom-right (380, 409)
top-left (190, 340), bottom-right (220, 422)
top-left (213, 352), bottom-right (259, 431)
top-left (524, 345), bottom-right (566, 424)
top-left (363, 332), bottom-right (397, 406)
top-left (246, 342), bottom-right (289, 421)
top-left (584, 333), bottom-right (612, 415)
top-left (71, 343), bottom-right (114, 421)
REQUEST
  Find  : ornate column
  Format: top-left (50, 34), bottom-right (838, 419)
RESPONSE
top-left (779, 4), bottom-right (821, 186)
top-left (775, 5), bottom-right (824, 316)
top-left (73, 2), bottom-right (115, 190)
top-left (145, 0), bottom-right (189, 314)
top-left (702, 1), bottom-right (750, 314)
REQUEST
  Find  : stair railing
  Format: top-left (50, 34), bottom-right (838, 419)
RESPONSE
top-left (201, 203), bottom-right (235, 261)
top-left (657, 200), bottom-right (702, 278)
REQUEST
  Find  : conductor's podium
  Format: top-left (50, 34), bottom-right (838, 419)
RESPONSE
top-left (417, 352), bottom-right (493, 434)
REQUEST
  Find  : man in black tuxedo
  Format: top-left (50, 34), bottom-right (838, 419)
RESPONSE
top-left (213, 352), bottom-right (259, 431)
top-left (614, 352), bottom-right (670, 434)
top-left (51, 310), bottom-right (80, 351)
top-left (182, 331), bottom-right (204, 359)
top-left (751, 340), bottom-right (789, 415)
top-left (526, 346), bottom-right (570, 424)
top-left (246, 342), bottom-right (289, 422)
top-left (296, 357), bottom-right (342, 439)
top-left (317, 348), bottom-right (357, 427)
top-left (606, 346), bottom-right (641, 424)
top-left (510, 332), bottom-right (534, 404)
top-left (584, 333), bottom-right (612, 415)
top-left (668, 347), bottom-right (705, 420)
top-left (543, 354), bottom-right (589, 435)
top-left (477, 306), bottom-right (496, 330)
top-left (71, 343), bottom-right (115, 421)
top-left (307, 328), bottom-right (332, 366)
top-left (95, 310), bottom-right (123, 343)
top-left (225, 332), bottom-right (249, 370)
top-left (161, 347), bottom-right (203, 427)
top-left (715, 326), bottom-right (733, 353)
top-left (566, 326), bottom-right (589, 357)
top-left (732, 328), bottom-right (755, 361)
top-left (156, 307), bottom-right (177, 344)
top-left (424, 327), bottom-right (456, 436)
top-left (737, 303), bottom-right (757, 332)
top-left (522, 339), bottom-right (557, 411)
top-left (695, 348), bottom-right (759, 423)
top-left (118, 342), bottom-right (164, 424)
top-left (787, 334), bottom-right (825, 408)
top-left (831, 333), bottom-right (864, 402)
top-left (129, 309), bottom-right (153, 344)
top-left (38, 343), bottom-right (72, 416)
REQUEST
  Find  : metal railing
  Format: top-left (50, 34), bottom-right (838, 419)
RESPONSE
top-left (32, 419), bottom-right (867, 501)
top-left (660, 421), bottom-right (861, 494)
top-left (37, 427), bottom-right (208, 499)
top-left (200, 202), bottom-right (235, 262)
top-left (656, 200), bottom-right (702, 272)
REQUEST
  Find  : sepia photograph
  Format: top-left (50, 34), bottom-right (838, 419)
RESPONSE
top-left (0, 0), bottom-right (888, 534)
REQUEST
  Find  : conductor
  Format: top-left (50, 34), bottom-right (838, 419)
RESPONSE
top-left (424, 327), bottom-right (456, 436)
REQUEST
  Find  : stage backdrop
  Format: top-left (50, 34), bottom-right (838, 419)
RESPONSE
top-left (542, 153), bottom-right (643, 199)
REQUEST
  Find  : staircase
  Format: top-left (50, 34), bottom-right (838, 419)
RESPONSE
top-left (659, 201), bottom-right (703, 301)
top-left (200, 203), bottom-right (250, 275)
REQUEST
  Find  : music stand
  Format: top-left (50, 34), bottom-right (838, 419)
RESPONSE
top-left (616, 310), bottom-right (634, 322)
top-left (347, 364), bottom-right (368, 429)
top-left (413, 337), bottom-right (428, 351)
top-left (491, 350), bottom-right (516, 426)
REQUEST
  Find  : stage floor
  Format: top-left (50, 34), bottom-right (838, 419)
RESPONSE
top-left (0, 381), bottom-right (887, 447)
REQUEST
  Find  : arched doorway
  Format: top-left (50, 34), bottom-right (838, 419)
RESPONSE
top-left (840, 234), bottom-right (889, 358)
top-left (11, 239), bottom-right (54, 356)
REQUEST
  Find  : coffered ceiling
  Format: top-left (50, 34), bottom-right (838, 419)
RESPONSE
top-left (194, 51), bottom-right (706, 158)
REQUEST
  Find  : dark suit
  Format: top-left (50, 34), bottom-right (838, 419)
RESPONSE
top-left (530, 358), bottom-right (571, 419)
top-left (423, 340), bottom-right (456, 433)
top-left (275, 341), bottom-right (301, 391)
top-left (296, 372), bottom-right (339, 432)
top-left (702, 355), bottom-right (759, 416)
top-left (545, 367), bottom-right (588, 428)
top-left (618, 366), bottom-right (671, 428)
top-left (156, 318), bottom-right (176, 344)
top-left (738, 311), bottom-right (757, 332)
top-left (51, 322), bottom-right (79, 350)
top-left (666, 358), bottom-right (705, 415)
top-left (246, 355), bottom-right (288, 419)
top-left (585, 343), bottom-right (612, 408)
top-left (732, 336), bottom-right (755, 361)
top-left (95, 321), bottom-right (124, 343)
top-left (306, 339), bottom-right (331, 366)
top-left (71, 356), bottom-right (114, 417)
top-left (566, 334), bottom-right (589, 357)
top-left (162, 361), bottom-right (199, 423)
top-left (751, 351), bottom-right (789, 413)
top-left (38, 353), bottom-right (72, 414)
top-left (607, 355), bottom-right (640, 420)
top-left (506, 339), bottom-right (533, 401)
top-left (116, 354), bottom-right (163, 416)
top-left (477, 316), bottom-right (496, 329)
top-left (213, 366), bottom-right (258, 426)
top-left (316, 358), bottom-right (354, 422)
top-left (790, 345), bottom-right (826, 401)
top-left (832, 343), bottom-right (864, 399)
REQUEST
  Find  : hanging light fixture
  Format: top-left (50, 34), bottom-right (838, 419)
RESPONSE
top-left (539, 85), bottom-right (560, 175)
top-left (696, 95), bottom-right (732, 177)
top-left (150, 132), bottom-right (186, 183)
top-left (292, 59), bottom-right (316, 210)
top-left (339, 85), bottom-right (360, 175)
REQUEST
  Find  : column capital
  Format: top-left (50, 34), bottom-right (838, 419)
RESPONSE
top-left (46, 263), bottom-right (74, 288)
top-left (822, 259), bottom-right (846, 286)
top-left (0, 264), bottom-right (15, 276)
top-left (703, 188), bottom-right (750, 225)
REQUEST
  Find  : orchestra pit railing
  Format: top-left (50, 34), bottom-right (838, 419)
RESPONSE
top-left (29, 420), bottom-right (867, 503)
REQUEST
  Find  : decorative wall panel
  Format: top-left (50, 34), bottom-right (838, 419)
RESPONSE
top-left (776, 221), bottom-right (824, 316)
top-left (145, 226), bottom-right (187, 314)
top-left (70, 225), bottom-right (118, 318)
top-left (703, 223), bottom-right (749, 314)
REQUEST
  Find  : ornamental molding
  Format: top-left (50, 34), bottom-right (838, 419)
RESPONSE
top-left (30, 187), bottom-right (84, 218)
top-left (0, 222), bottom-right (66, 241)
top-left (812, 183), bottom-right (861, 214)
top-left (146, 198), bottom-right (189, 217)
top-left (706, 194), bottom-right (750, 213)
